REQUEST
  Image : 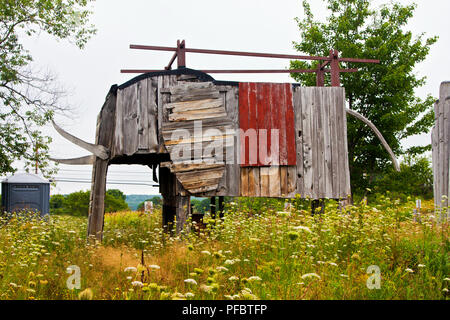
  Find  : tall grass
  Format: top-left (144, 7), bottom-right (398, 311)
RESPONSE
top-left (0, 197), bottom-right (448, 300)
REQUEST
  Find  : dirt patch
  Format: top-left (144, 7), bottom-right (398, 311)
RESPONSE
top-left (94, 245), bottom-right (141, 271)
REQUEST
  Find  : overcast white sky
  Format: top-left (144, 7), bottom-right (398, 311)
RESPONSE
top-left (3, 0), bottom-right (449, 195)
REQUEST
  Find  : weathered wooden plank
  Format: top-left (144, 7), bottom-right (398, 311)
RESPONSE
top-left (432, 126), bottom-right (437, 208)
top-left (285, 84), bottom-right (297, 166)
top-left (247, 168), bottom-right (258, 196)
top-left (268, 166), bottom-right (281, 197)
top-left (322, 88), bottom-right (333, 198)
top-left (169, 108), bottom-right (227, 122)
top-left (280, 166), bottom-right (288, 196)
top-left (147, 77), bottom-right (159, 152)
top-left (166, 98), bottom-right (223, 113)
top-left (161, 162), bottom-right (224, 173)
top-left (278, 84), bottom-right (288, 166)
top-left (339, 88), bottom-right (351, 197)
top-left (287, 166), bottom-right (297, 195)
top-left (225, 86), bottom-right (240, 196)
top-left (257, 83), bottom-right (268, 166)
top-left (240, 167), bottom-right (249, 196)
top-left (162, 116), bottom-right (233, 130)
top-left (169, 82), bottom-right (220, 102)
top-left (301, 88), bottom-right (314, 198)
top-left (328, 88), bottom-right (339, 199)
top-left (260, 167), bottom-right (270, 197)
top-left (293, 86), bottom-right (304, 197)
top-left (113, 90), bottom-right (123, 157)
top-left (438, 99), bottom-right (444, 206)
top-left (137, 79), bottom-right (149, 150)
top-left (315, 88), bottom-right (325, 199)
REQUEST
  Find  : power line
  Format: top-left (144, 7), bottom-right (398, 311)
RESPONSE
top-left (52, 178), bottom-right (159, 187)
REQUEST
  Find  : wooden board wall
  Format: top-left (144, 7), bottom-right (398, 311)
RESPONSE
top-left (239, 83), bottom-right (296, 166)
top-left (161, 82), bottom-right (239, 196)
top-left (239, 86), bottom-right (350, 199)
top-left (293, 86), bottom-right (350, 199)
top-left (432, 82), bottom-right (450, 211)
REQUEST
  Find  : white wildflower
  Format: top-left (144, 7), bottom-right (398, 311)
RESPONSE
top-left (216, 266), bottom-right (229, 272)
top-left (301, 273), bottom-right (321, 280)
top-left (293, 226), bottom-right (312, 233)
top-left (417, 264), bottom-right (426, 268)
top-left (124, 267), bottom-right (137, 273)
top-left (201, 250), bottom-right (211, 256)
top-left (131, 281), bottom-right (144, 288)
top-left (228, 276), bottom-right (239, 281)
top-left (405, 268), bottom-right (414, 273)
top-left (184, 279), bottom-right (198, 285)
top-left (224, 259), bottom-right (235, 265)
top-left (148, 265), bottom-right (161, 270)
top-left (185, 292), bottom-right (195, 298)
top-left (247, 276), bottom-right (262, 282)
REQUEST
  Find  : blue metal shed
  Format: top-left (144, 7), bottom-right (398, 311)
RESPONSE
top-left (1, 173), bottom-right (50, 216)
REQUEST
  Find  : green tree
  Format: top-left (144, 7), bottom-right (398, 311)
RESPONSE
top-left (106, 189), bottom-right (126, 201)
top-left (63, 190), bottom-right (90, 216)
top-left (290, 0), bottom-right (437, 196)
top-left (58, 189), bottom-right (128, 216)
top-left (0, 0), bottom-right (95, 176)
top-left (50, 194), bottom-right (65, 209)
top-left (371, 155), bottom-right (433, 201)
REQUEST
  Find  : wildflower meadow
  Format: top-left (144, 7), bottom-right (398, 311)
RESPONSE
top-left (0, 196), bottom-right (448, 300)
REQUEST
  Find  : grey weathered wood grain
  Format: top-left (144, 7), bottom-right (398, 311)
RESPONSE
top-left (293, 86), bottom-right (304, 197)
top-left (301, 88), bottom-right (313, 198)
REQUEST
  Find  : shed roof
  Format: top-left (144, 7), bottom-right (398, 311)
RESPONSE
top-left (2, 173), bottom-right (49, 184)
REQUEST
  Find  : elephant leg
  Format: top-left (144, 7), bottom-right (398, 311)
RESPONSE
top-left (88, 158), bottom-right (109, 241)
top-left (159, 166), bottom-right (191, 235)
top-left (176, 195), bottom-right (190, 234)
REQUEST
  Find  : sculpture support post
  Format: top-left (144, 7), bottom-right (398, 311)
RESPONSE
top-left (88, 158), bottom-right (108, 241)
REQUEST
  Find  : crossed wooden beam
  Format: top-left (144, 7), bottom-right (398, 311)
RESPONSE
top-left (120, 39), bottom-right (379, 87)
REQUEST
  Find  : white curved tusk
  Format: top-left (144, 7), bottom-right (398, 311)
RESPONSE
top-left (52, 120), bottom-right (109, 160)
top-left (50, 155), bottom-right (95, 165)
top-left (346, 108), bottom-right (400, 172)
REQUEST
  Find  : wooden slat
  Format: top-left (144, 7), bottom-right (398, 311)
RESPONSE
top-left (278, 84), bottom-right (288, 165)
top-left (315, 88), bottom-right (324, 199)
top-left (248, 167), bottom-right (261, 196)
top-left (293, 86), bottom-right (304, 197)
top-left (301, 88), bottom-right (314, 198)
top-left (137, 80), bottom-right (149, 150)
top-left (225, 86), bottom-right (240, 196)
top-left (268, 166), bottom-right (281, 197)
top-left (287, 166), bottom-right (297, 195)
top-left (240, 167), bottom-right (249, 196)
top-left (239, 83), bottom-right (250, 166)
top-left (169, 82), bottom-right (220, 102)
top-left (285, 84), bottom-right (297, 166)
top-left (256, 83), bottom-right (268, 166)
top-left (340, 88), bottom-right (351, 197)
top-left (169, 108), bottom-right (227, 122)
top-left (147, 77), bottom-right (159, 152)
top-left (260, 167), bottom-right (270, 197)
top-left (322, 88), bottom-right (332, 198)
top-left (166, 98), bottom-right (223, 113)
top-left (328, 88), bottom-right (339, 199)
top-left (280, 166), bottom-right (288, 196)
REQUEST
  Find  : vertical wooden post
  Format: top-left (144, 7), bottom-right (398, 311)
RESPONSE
top-left (159, 166), bottom-right (191, 234)
top-left (88, 159), bottom-right (109, 240)
top-left (218, 196), bottom-right (225, 218)
top-left (159, 166), bottom-right (176, 233)
top-left (177, 40), bottom-right (186, 68)
top-left (330, 49), bottom-right (341, 87)
top-left (316, 65), bottom-right (325, 87)
top-left (176, 195), bottom-right (190, 234)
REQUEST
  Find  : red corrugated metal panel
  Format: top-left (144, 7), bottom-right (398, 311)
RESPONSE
top-left (239, 82), bottom-right (296, 167)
